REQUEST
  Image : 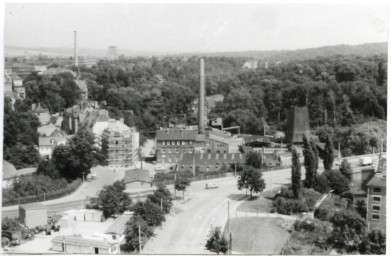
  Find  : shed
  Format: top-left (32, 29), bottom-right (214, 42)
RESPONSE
top-left (124, 169), bottom-right (152, 189)
top-left (74, 209), bottom-right (103, 222)
top-left (51, 235), bottom-right (118, 254)
top-left (19, 203), bottom-right (47, 229)
top-left (105, 212), bottom-right (133, 241)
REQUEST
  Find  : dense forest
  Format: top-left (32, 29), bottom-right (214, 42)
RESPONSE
top-left (4, 51), bottom-right (387, 169)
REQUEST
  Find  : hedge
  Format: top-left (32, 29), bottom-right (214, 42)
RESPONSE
top-left (2, 178), bottom-right (82, 207)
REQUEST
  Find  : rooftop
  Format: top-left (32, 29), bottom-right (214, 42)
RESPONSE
top-left (156, 128), bottom-right (197, 141)
top-left (51, 235), bottom-right (116, 249)
top-left (105, 213), bottom-right (133, 234)
top-left (75, 80), bottom-right (88, 92)
top-left (366, 173), bottom-right (386, 188)
top-left (124, 169), bottom-right (151, 184)
top-left (3, 161), bottom-right (37, 180)
top-left (19, 202), bottom-right (46, 211)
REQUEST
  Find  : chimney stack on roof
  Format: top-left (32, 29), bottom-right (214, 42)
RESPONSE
top-left (198, 58), bottom-right (205, 134)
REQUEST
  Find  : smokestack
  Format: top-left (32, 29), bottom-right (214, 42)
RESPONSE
top-left (74, 31), bottom-right (78, 67)
top-left (198, 58), bottom-right (205, 133)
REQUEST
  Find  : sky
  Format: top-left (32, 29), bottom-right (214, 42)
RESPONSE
top-left (4, 2), bottom-right (389, 53)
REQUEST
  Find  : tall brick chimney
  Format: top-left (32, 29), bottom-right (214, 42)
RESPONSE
top-left (198, 58), bottom-right (205, 133)
top-left (74, 31), bottom-right (78, 67)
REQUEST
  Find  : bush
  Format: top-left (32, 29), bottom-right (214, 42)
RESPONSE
top-left (314, 207), bottom-right (329, 221)
top-left (2, 178), bottom-right (82, 206)
top-left (153, 170), bottom-right (225, 184)
top-left (273, 188), bottom-right (321, 214)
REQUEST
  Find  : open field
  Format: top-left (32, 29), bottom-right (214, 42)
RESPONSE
top-left (228, 217), bottom-right (290, 254)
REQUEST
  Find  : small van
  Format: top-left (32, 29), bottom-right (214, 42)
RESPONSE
top-left (205, 183), bottom-right (219, 189)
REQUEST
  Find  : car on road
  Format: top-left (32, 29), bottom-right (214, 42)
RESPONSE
top-left (205, 183), bottom-right (219, 189)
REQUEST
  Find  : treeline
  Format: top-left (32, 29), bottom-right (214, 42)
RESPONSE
top-left (74, 54), bottom-right (387, 143)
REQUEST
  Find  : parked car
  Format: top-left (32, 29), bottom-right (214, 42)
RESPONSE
top-left (205, 183), bottom-right (219, 189)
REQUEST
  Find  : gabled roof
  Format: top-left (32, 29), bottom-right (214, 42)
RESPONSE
top-left (156, 128), bottom-right (197, 141)
top-left (32, 103), bottom-right (49, 114)
top-left (124, 169), bottom-right (151, 184)
top-left (105, 213), bottom-right (133, 234)
top-left (37, 123), bottom-right (58, 136)
top-left (51, 235), bottom-right (116, 249)
top-left (242, 135), bottom-right (272, 145)
top-left (75, 80), bottom-right (88, 92)
top-left (366, 174), bottom-right (386, 188)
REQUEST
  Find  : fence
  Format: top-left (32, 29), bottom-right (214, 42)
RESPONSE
top-left (2, 178), bottom-right (82, 207)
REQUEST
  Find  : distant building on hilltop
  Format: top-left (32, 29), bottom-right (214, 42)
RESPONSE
top-left (285, 106), bottom-right (311, 144)
top-left (107, 46), bottom-right (118, 60)
top-left (242, 60), bottom-right (258, 70)
top-left (102, 119), bottom-right (139, 167)
top-left (32, 103), bottom-right (51, 126)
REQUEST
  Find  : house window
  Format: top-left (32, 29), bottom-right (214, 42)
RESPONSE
top-left (373, 196), bottom-right (381, 202)
top-left (373, 205), bottom-right (380, 211)
top-left (373, 187), bottom-right (381, 193)
top-left (372, 214), bottom-right (380, 220)
top-left (162, 149), bottom-right (165, 153)
top-left (162, 141), bottom-right (166, 145)
top-left (176, 148), bottom-right (179, 153)
top-left (190, 141), bottom-right (193, 145)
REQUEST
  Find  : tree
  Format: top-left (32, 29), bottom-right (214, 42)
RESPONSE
top-left (323, 135), bottom-right (334, 170)
top-left (52, 128), bottom-right (103, 180)
top-left (339, 160), bottom-right (353, 182)
top-left (124, 215), bottom-right (154, 252)
top-left (175, 177), bottom-right (191, 200)
top-left (36, 159), bottom-right (60, 179)
top-left (2, 217), bottom-right (21, 240)
top-left (96, 180), bottom-right (132, 218)
top-left (205, 226), bottom-right (228, 254)
top-left (291, 148), bottom-right (302, 198)
top-left (245, 152), bottom-right (263, 168)
top-left (303, 136), bottom-right (316, 188)
top-left (237, 165), bottom-right (266, 199)
top-left (328, 210), bottom-right (367, 253)
top-left (355, 199), bottom-right (367, 219)
top-left (359, 229), bottom-right (386, 255)
top-left (310, 139), bottom-right (319, 171)
top-left (131, 201), bottom-right (165, 227)
top-left (146, 185), bottom-right (173, 214)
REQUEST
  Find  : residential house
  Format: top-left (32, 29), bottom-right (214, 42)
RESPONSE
top-left (62, 100), bottom-right (99, 134)
top-left (38, 129), bottom-right (67, 159)
top-left (366, 173), bottom-right (386, 232)
top-left (101, 119), bottom-right (139, 167)
top-left (40, 67), bottom-right (76, 77)
top-left (242, 60), bottom-right (258, 70)
top-left (82, 109), bottom-right (110, 148)
top-left (34, 65), bottom-right (47, 74)
top-left (32, 103), bottom-right (51, 125)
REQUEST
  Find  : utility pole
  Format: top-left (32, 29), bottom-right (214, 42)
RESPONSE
top-left (138, 225), bottom-right (142, 254)
top-left (160, 198), bottom-right (163, 211)
top-left (234, 162), bottom-right (237, 177)
top-left (227, 201), bottom-right (230, 233)
top-left (229, 232), bottom-right (232, 254)
top-left (338, 142), bottom-right (341, 165)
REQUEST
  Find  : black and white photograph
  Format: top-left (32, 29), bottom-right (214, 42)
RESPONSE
top-left (0, 1), bottom-right (388, 255)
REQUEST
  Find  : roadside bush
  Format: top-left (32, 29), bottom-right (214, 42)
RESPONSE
top-left (314, 207), bottom-right (329, 221)
top-left (273, 187), bottom-right (321, 214)
top-left (153, 170), bottom-right (225, 184)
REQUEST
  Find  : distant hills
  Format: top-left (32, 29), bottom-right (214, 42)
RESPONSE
top-left (5, 42), bottom-right (387, 60)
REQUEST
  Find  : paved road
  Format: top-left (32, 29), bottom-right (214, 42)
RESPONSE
top-left (142, 168), bottom-right (301, 254)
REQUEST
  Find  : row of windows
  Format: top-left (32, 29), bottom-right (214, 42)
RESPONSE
top-left (162, 140), bottom-right (193, 146)
top-left (160, 148), bottom-right (194, 154)
top-left (373, 187), bottom-right (382, 193)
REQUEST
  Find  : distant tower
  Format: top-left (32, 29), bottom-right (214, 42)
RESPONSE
top-left (74, 31), bottom-right (78, 67)
top-left (108, 46), bottom-right (118, 60)
top-left (285, 106), bottom-right (311, 144)
top-left (198, 58), bottom-right (205, 134)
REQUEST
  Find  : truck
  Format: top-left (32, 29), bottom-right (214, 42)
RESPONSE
top-left (359, 157), bottom-right (373, 166)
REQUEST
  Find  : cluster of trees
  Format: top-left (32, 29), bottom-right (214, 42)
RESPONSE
top-left (23, 72), bottom-right (82, 113)
top-left (3, 100), bottom-right (40, 169)
top-left (327, 211), bottom-right (386, 254)
top-left (124, 185), bottom-right (173, 252)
